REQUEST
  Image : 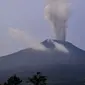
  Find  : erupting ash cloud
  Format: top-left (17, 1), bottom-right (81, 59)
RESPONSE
top-left (44, 0), bottom-right (70, 41)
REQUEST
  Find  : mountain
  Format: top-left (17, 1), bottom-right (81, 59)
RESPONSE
top-left (0, 39), bottom-right (85, 84)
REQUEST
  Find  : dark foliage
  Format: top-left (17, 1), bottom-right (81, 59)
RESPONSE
top-left (27, 72), bottom-right (47, 85)
top-left (4, 74), bottom-right (22, 85)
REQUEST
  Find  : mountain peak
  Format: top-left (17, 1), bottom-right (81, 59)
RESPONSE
top-left (41, 39), bottom-right (85, 54)
top-left (42, 39), bottom-right (72, 49)
top-left (42, 39), bottom-right (55, 49)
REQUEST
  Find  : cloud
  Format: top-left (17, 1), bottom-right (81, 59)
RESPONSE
top-left (9, 28), bottom-right (31, 45)
top-left (8, 28), bottom-right (46, 50)
top-left (53, 42), bottom-right (69, 53)
top-left (44, 0), bottom-right (70, 41)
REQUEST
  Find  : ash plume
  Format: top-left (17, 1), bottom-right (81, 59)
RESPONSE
top-left (44, 0), bottom-right (70, 41)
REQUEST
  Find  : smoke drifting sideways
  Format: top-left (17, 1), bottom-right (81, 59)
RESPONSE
top-left (44, 0), bottom-right (70, 41)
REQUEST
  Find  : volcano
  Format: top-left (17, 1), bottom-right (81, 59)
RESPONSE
top-left (0, 39), bottom-right (85, 84)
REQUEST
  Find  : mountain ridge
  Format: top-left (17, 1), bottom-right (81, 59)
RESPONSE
top-left (0, 39), bottom-right (85, 83)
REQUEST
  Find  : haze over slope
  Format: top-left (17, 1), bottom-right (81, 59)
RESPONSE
top-left (0, 39), bottom-right (85, 70)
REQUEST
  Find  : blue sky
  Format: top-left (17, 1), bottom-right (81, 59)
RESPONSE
top-left (0, 0), bottom-right (85, 56)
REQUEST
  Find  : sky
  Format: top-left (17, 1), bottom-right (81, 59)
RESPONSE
top-left (0, 0), bottom-right (85, 56)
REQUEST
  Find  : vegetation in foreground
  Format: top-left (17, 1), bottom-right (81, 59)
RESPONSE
top-left (1, 72), bottom-right (47, 85)
top-left (0, 72), bottom-right (85, 85)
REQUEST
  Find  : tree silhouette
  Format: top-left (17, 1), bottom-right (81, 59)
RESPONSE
top-left (6, 74), bottom-right (22, 85)
top-left (4, 82), bottom-right (8, 85)
top-left (27, 72), bottom-right (47, 85)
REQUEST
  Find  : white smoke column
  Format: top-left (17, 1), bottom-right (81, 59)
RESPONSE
top-left (44, 0), bottom-right (70, 41)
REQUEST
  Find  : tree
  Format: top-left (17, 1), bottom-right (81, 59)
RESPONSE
top-left (6, 74), bottom-right (22, 85)
top-left (4, 82), bottom-right (8, 85)
top-left (27, 72), bottom-right (47, 85)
